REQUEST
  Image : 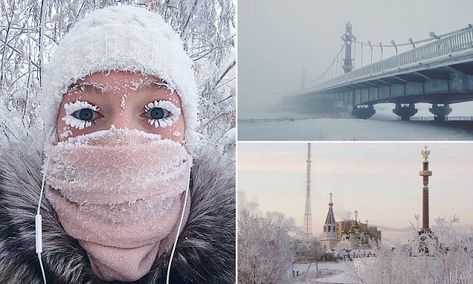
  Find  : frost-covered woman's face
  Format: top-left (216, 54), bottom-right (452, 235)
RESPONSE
top-left (56, 71), bottom-right (185, 142)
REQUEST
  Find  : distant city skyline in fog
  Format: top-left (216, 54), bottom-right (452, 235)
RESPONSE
top-left (238, 143), bottom-right (473, 242)
top-left (238, 0), bottom-right (473, 117)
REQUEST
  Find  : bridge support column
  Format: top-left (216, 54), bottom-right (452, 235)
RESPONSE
top-left (352, 105), bottom-right (375, 119)
top-left (393, 103), bottom-right (418, 121)
top-left (429, 104), bottom-right (452, 121)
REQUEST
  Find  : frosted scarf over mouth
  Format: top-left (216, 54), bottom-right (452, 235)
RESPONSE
top-left (44, 129), bottom-right (192, 281)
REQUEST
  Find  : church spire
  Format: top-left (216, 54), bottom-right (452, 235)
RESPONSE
top-left (320, 193), bottom-right (339, 249)
top-left (324, 193), bottom-right (336, 226)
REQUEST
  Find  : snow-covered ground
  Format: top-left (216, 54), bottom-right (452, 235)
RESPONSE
top-left (239, 118), bottom-right (473, 141)
top-left (292, 262), bottom-right (357, 284)
top-left (238, 102), bottom-right (473, 141)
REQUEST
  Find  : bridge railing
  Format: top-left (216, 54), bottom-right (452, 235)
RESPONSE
top-left (314, 27), bottom-right (473, 91)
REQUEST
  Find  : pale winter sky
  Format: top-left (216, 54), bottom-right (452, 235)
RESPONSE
top-left (238, 0), bottom-right (473, 117)
top-left (238, 143), bottom-right (473, 243)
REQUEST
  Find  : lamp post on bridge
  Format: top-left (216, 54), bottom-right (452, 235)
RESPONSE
top-left (391, 40), bottom-right (398, 55)
top-left (379, 42), bottom-right (383, 60)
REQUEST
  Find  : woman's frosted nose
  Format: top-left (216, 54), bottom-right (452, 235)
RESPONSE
top-left (108, 112), bottom-right (142, 130)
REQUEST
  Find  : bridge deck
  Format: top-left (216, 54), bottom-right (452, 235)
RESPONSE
top-left (307, 27), bottom-right (473, 94)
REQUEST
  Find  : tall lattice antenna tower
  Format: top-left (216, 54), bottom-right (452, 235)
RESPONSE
top-left (303, 143), bottom-right (312, 238)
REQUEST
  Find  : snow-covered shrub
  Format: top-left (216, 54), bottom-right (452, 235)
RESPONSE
top-left (294, 237), bottom-right (326, 263)
top-left (238, 210), bottom-right (295, 284)
top-left (347, 217), bottom-right (473, 284)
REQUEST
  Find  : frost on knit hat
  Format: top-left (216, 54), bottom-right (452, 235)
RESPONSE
top-left (41, 5), bottom-right (198, 144)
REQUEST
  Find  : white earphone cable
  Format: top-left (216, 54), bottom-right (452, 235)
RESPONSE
top-left (166, 157), bottom-right (192, 284)
top-left (36, 153), bottom-right (50, 284)
top-left (36, 130), bottom-right (53, 284)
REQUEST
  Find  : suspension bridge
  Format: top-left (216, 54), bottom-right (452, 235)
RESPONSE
top-left (295, 23), bottom-right (473, 120)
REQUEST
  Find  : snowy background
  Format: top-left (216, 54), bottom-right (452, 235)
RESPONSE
top-left (0, 0), bottom-right (235, 156)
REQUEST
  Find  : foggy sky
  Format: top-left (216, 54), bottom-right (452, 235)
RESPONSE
top-left (238, 142), bottom-right (473, 242)
top-left (238, 0), bottom-right (473, 117)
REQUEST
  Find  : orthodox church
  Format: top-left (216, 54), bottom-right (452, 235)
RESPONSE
top-left (319, 193), bottom-right (381, 251)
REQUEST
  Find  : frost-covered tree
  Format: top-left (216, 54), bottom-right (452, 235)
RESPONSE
top-left (347, 217), bottom-right (473, 284)
top-left (293, 236), bottom-right (326, 263)
top-left (238, 210), bottom-right (295, 284)
top-left (0, 0), bottom-right (235, 152)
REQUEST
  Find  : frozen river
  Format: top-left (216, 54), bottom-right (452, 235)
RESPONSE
top-left (239, 118), bottom-right (473, 141)
top-left (238, 103), bottom-right (473, 141)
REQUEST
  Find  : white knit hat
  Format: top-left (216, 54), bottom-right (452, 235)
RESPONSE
top-left (41, 5), bottom-right (198, 144)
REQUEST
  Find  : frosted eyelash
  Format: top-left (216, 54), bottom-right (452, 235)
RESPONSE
top-left (145, 100), bottom-right (181, 128)
top-left (63, 100), bottom-right (100, 130)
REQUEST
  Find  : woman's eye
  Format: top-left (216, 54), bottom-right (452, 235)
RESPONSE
top-left (149, 107), bottom-right (170, 120)
top-left (63, 100), bottom-right (102, 130)
top-left (72, 108), bottom-right (96, 121)
top-left (143, 100), bottom-right (181, 128)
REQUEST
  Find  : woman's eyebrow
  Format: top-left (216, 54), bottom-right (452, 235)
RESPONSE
top-left (67, 81), bottom-right (106, 94)
top-left (136, 78), bottom-right (171, 92)
top-left (67, 78), bottom-right (172, 94)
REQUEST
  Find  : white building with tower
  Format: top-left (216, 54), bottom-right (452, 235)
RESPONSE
top-left (319, 193), bottom-right (339, 250)
top-left (319, 194), bottom-right (382, 251)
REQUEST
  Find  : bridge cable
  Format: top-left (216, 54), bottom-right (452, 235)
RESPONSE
top-left (353, 37), bottom-right (356, 69)
top-left (360, 41), bottom-right (363, 67)
top-left (312, 45), bottom-right (344, 84)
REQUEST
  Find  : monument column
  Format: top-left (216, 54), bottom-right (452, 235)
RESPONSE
top-left (419, 146), bottom-right (432, 234)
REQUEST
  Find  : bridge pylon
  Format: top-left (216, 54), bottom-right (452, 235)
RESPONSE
top-left (429, 104), bottom-right (452, 121)
top-left (341, 22), bottom-right (355, 73)
top-left (393, 104), bottom-right (418, 121)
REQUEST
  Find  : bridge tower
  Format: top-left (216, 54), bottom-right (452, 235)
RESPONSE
top-left (341, 22), bottom-right (355, 73)
top-left (303, 143), bottom-right (312, 238)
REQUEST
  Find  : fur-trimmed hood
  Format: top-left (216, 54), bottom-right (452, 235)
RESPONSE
top-left (0, 134), bottom-right (235, 284)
